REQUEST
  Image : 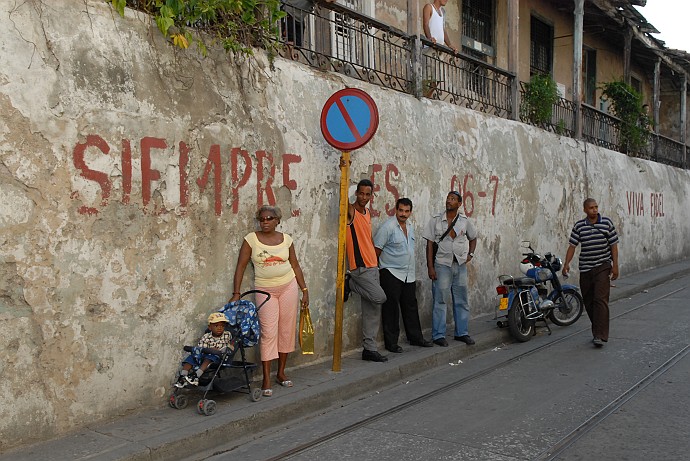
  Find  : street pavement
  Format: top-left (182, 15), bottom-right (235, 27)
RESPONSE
top-left (2, 259), bottom-right (690, 461)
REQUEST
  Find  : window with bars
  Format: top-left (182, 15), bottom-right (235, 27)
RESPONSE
top-left (530, 15), bottom-right (553, 76)
top-left (462, 0), bottom-right (493, 46)
top-left (462, 0), bottom-right (493, 58)
top-left (332, 0), bottom-right (364, 62)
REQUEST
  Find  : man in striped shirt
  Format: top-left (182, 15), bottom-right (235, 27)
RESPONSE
top-left (562, 198), bottom-right (619, 348)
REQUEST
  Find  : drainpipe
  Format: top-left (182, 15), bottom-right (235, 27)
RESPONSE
top-left (682, 74), bottom-right (688, 168)
top-left (508, 0), bottom-right (519, 120)
top-left (573, 0), bottom-right (584, 139)
top-left (653, 57), bottom-right (661, 159)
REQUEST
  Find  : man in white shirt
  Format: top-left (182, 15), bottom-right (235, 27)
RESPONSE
top-left (423, 191), bottom-right (477, 347)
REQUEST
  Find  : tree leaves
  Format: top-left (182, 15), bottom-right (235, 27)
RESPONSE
top-left (110, 0), bottom-right (283, 56)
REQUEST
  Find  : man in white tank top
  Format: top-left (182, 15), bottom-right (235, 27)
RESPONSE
top-left (422, 1), bottom-right (457, 52)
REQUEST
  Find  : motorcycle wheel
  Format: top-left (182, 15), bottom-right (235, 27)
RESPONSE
top-left (548, 288), bottom-right (584, 326)
top-left (507, 298), bottom-right (534, 342)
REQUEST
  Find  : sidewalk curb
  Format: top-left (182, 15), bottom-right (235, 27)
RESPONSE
top-left (4, 258), bottom-right (689, 461)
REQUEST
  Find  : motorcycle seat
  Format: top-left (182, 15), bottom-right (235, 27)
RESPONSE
top-left (502, 277), bottom-right (536, 288)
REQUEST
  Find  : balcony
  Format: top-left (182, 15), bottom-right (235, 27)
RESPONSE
top-left (278, 2), bottom-right (688, 169)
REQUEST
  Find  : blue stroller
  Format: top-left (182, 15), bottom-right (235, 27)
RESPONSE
top-left (168, 290), bottom-right (269, 416)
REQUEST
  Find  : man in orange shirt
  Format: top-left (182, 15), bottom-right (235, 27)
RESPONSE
top-left (346, 179), bottom-right (388, 362)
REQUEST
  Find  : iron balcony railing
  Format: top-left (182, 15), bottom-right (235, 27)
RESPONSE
top-left (276, 2), bottom-right (687, 169)
top-left (653, 134), bottom-right (685, 168)
top-left (519, 82), bottom-right (576, 137)
top-left (278, 2), bottom-right (514, 118)
top-left (419, 38), bottom-right (514, 118)
top-left (581, 104), bottom-right (621, 152)
top-left (279, 2), bottom-right (411, 93)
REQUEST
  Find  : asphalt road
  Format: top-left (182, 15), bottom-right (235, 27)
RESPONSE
top-left (197, 275), bottom-right (690, 461)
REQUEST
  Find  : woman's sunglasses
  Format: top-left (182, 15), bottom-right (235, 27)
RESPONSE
top-left (258, 216), bottom-right (277, 222)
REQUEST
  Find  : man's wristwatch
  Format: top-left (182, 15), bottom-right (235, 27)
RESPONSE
top-left (468, 252), bottom-right (474, 257)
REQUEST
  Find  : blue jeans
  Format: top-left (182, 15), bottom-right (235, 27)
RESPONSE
top-left (432, 261), bottom-right (469, 339)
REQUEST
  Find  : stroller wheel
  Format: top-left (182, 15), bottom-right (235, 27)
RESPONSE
top-left (169, 393), bottom-right (188, 410)
top-left (197, 399), bottom-right (217, 416)
top-left (251, 388), bottom-right (262, 402)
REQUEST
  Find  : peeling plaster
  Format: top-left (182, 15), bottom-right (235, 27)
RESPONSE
top-left (0, 0), bottom-right (689, 451)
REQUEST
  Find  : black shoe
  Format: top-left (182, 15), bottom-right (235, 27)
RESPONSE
top-left (362, 349), bottom-right (388, 362)
top-left (592, 337), bottom-right (604, 348)
top-left (410, 339), bottom-right (433, 348)
top-left (454, 335), bottom-right (475, 345)
top-left (433, 338), bottom-right (448, 347)
top-left (343, 273), bottom-right (352, 302)
top-left (386, 345), bottom-right (403, 353)
top-left (174, 375), bottom-right (187, 388)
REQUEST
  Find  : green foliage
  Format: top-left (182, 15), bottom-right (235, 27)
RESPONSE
top-left (110, 0), bottom-right (286, 57)
top-left (600, 80), bottom-right (652, 154)
top-left (523, 74), bottom-right (559, 126)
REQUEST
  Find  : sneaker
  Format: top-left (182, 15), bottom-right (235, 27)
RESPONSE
top-left (592, 338), bottom-right (604, 348)
top-left (174, 374), bottom-right (197, 388)
top-left (184, 374), bottom-right (199, 386)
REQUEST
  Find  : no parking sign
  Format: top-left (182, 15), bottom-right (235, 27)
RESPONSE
top-left (320, 88), bottom-right (379, 151)
top-left (321, 88), bottom-right (379, 372)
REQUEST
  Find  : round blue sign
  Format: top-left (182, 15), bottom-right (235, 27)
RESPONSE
top-left (321, 88), bottom-right (379, 151)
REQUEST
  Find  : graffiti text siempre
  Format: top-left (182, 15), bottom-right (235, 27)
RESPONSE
top-left (626, 191), bottom-right (665, 218)
top-left (72, 136), bottom-right (405, 217)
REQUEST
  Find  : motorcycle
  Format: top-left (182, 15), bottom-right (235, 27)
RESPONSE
top-left (495, 241), bottom-right (584, 342)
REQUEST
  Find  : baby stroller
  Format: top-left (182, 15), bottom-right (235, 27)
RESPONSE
top-left (168, 290), bottom-right (269, 416)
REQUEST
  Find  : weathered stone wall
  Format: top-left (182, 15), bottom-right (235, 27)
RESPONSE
top-left (1, 1), bottom-right (688, 451)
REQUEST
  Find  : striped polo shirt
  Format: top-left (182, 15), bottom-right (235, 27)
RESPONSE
top-left (568, 214), bottom-right (619, 272)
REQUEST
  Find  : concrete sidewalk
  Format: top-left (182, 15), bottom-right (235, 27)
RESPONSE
top-left (4, 258), bottom-right (690, 461)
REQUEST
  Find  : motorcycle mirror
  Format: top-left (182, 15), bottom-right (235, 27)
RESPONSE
top-left (520, 241), bottom-right (534, 252)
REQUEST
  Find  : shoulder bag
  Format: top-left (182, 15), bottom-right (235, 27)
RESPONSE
top-left (432, 214), bottom-right (460, 261)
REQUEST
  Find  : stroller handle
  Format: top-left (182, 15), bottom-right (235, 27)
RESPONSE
top-left (237, 289), bottom-right (271, 311)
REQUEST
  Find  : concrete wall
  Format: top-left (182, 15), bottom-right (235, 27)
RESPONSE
top-left (1, 0), bottom-right (689, 451)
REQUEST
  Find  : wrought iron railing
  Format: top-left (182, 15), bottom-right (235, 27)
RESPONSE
top-left (277, 3), bottom-right (514, 117)
top-left (278, 2), bottom-right (411, 94)
top-left (581, 104), bottom-right (621, 151)
top-left (519, 82), bottom-right (575, 137)
top-left (653, 135), bottom-right (685, 168)
top-left (275, 2), bottom-right (686, 169)
top-left (419, 38), bottom-right (514, 118)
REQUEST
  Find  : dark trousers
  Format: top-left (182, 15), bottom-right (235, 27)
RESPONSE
top-left (580, 262), bottom-right (612, 341)
top-left (379, 269), bottom-right (425, 348)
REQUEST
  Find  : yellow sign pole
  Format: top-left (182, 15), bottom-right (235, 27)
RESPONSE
top-left (332, 151), bottom-right (350, 372)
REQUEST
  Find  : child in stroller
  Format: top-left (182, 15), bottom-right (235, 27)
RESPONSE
top-left (175, 312), bottom-right (234, 388)
top-left (169, 290), bottom-right (268, 415)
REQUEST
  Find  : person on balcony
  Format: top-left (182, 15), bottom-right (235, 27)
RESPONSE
top-left (422, 0), bottom-right (457, 53)
top-left (422, 1), bottom-right (457, 98)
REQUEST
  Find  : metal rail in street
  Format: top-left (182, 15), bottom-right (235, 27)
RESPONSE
top-left (252, 284), bottom-right (688, 461)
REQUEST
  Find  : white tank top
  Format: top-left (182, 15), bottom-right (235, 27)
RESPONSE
top-left (428, 4), bottom-right (445, 44)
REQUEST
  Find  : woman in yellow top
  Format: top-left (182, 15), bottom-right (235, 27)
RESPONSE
top-left (230, 205), bottom-right (309, 397)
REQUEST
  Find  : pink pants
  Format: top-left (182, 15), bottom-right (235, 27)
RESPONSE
top-left (256, 278), bottom-right (299, 361)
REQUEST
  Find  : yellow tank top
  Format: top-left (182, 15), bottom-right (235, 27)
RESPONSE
top-left (245, 232), bottom-right (296, 287)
